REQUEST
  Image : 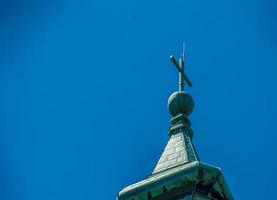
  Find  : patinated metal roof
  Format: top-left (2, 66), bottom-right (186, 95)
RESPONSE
top-left (153, 132), bottom-right (189, 174)
top-left (118, 161), bottom-right (233, 200)
top-left (152, 129), bottom-right (197, 174)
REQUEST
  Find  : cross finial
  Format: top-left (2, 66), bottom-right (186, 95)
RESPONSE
top-left (170, 43), bottom-right (192, 91)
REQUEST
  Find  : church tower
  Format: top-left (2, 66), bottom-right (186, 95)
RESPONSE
top-left (117, 46), bottom-right (234, 200)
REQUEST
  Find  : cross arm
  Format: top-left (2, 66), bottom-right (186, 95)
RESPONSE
top-left (183, 72), bottom-right (192, 87)
top-left (170, 55), bottom-right (182, 72)
top-left (170, 55), bottom-right (192, 87)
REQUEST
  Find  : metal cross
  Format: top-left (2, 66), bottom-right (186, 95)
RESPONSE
top-left (170, 43), bottom-right (192, 91)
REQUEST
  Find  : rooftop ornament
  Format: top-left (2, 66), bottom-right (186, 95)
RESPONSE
top-left (168, 42), bottom-right (194, 117)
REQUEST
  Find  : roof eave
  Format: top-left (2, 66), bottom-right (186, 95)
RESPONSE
top-left (117, 161), bottom-right (234, 200)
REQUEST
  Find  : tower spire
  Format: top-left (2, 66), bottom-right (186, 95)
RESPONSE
top-left (117, 45), bottom-right (234, 200)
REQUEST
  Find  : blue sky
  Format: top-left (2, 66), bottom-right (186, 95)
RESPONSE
top-left (0, 0), bottom-right (276, 199)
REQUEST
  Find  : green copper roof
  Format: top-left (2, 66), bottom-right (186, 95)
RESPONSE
top-left (152, 132), bottom-right (189, 174)
top-left (152, 128), bottom-right (197, 174)
top-left (117, 105), bottom-right (234, 199)
top-left (118, 161), bottom-right (233, 200)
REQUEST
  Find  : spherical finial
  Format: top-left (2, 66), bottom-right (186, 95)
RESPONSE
top-left (167, 91), bottom-right (194, 117)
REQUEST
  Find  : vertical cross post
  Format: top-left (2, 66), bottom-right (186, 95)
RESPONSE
top-left (170, 45), bottom-right (192, 91)
top-left (178, 57), bottom-right (184, 92)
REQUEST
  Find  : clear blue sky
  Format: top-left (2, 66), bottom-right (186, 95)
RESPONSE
top-left (0, 0), bottom-right (276, 199)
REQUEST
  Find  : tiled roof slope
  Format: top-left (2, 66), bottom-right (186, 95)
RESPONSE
top-left (152, 129), bottom-right (198, 174)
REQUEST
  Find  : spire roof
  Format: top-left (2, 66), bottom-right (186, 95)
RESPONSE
top-left (152, 123), bottom-right (198, 175)
top-left (153, 132), bottom-right (189, 174)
